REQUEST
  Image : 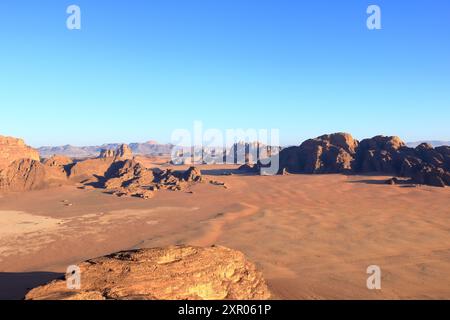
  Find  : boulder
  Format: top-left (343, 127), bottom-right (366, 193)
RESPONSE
top-left (25, 245), bottom-right (271, 300)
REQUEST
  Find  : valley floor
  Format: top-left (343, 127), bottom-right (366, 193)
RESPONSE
top-left (0, 165), bottom-right (449, 299)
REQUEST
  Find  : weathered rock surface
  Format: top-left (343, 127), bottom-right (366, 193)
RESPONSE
top-left (42, 155), bottom-right (73, 176)
top-left (103, 159), bottom-right (156, 199)
top-left (101, 162), bottom-right (205, 198)
top-left (68, 158), bottom-right (115, 182)
top-left (25, 245), bottom-right (271, 300)
top-left (182, 166), bottom-right (203, 182)
top-left (0, 159), bottom-right (68, 191)
top-left (277, 133), bottom-right (449, 187)
top-left (43, 155), bottom-right (73, 167)
top-left (353, 135), bottom-right (407, 173)
top-left (0, 135), bottom-right (40, 170)
top-left (99, 144), bottom-right (133, 160)
top-left (278, 133), bottom-right (358, 174)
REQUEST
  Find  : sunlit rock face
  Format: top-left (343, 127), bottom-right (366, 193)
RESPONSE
top-left (25, 245), bottom-right (272, 300)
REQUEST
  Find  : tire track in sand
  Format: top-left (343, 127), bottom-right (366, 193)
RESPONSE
top-left (190, 202), bottom-right (259, 247)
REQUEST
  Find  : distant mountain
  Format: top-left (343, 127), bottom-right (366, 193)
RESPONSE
top-left (38, 141), bottom-right (173, 158)
top-left (406, 141), bottom-right (450, 148)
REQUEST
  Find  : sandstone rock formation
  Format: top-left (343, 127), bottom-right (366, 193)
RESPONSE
top-left (98, 149), bottom-right (115, 158)
top-left (25, 245), bottom-right (271, 300)
top-left (353, 138), bottom-right (450, 187)
top-left (42, 155), bottom-right (73, 176)
top-left (353, 135), bottom-right (406, 173)
top-left (68, 158), bottom-right (115, 183)
top-left (43, 155), bottom-right (73, 167)
top-left (182, 166), bottom-right (203, 182)
top-left (0, 159), bottom-right (68, 191)
top-left (277, 133), bottom-right (450, 187)
top-left (278, 133), bottom-right (358, 174)
top-left (100, 161), bottom-right (205, 198)
top-left (103, 159), bottom-right (156, 199)
top-left (99, 144), bottom-right (133, 160)
top-left (0, 135), bottom-right (40, 170)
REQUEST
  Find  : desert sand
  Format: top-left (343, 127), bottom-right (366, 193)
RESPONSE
top-left (0, 163), bottom-right (449, 300)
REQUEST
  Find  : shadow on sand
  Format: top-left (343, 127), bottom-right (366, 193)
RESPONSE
top-left (200, 168), bottom-right (258, 176)
top-left (346, 173), bottom-right (417, 187)
top-left (0, 271), bottom-right (63, 300)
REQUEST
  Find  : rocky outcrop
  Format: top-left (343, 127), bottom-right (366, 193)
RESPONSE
top-left (278, 133), bottom-right (449, 187)
top-left (25, 245), bottom-right (271, 300)
top-left (68, 158), bottom-right (115, 182)
top-left (43, 155), bottom-right (73, 167)
top-left (354, 138), bottom-right (450, 187)
top-left (278, 133), bottom-right (358, 174)
top-left (99, 144), bottom-right (133, 160)
top-left (100, 162), bottom-right (205, 198)
top-left (0, 135), bottom-right (40, 170)
top-left (182, 166), bottom-right (203, 182)
top-left (103, 159), bottom-right (156, 199)
top-left (353, 135), bottom-right (407, 173)
top-left (0, 159), bottom-right (68, 191)
top-left (42, 155), bottom-right (73, 175)
top-left (98, 149), bottom-right (115, 158)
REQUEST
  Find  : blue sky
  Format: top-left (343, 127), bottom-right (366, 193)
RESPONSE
top-left (0, 0), bottom-right (449, 147)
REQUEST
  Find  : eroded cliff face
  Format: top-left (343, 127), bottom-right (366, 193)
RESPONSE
top-left (25, 245), bottom-right (272, 300)
top-left (0, 135), bottom-right (40, 170)
top-left (0, 159), bottom-right (68, 191)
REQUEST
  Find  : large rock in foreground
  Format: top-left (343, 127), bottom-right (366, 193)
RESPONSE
top-left (25, 246), bottom-right (271, 300)
top-left (0, 135), bottom-right (40, 170)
